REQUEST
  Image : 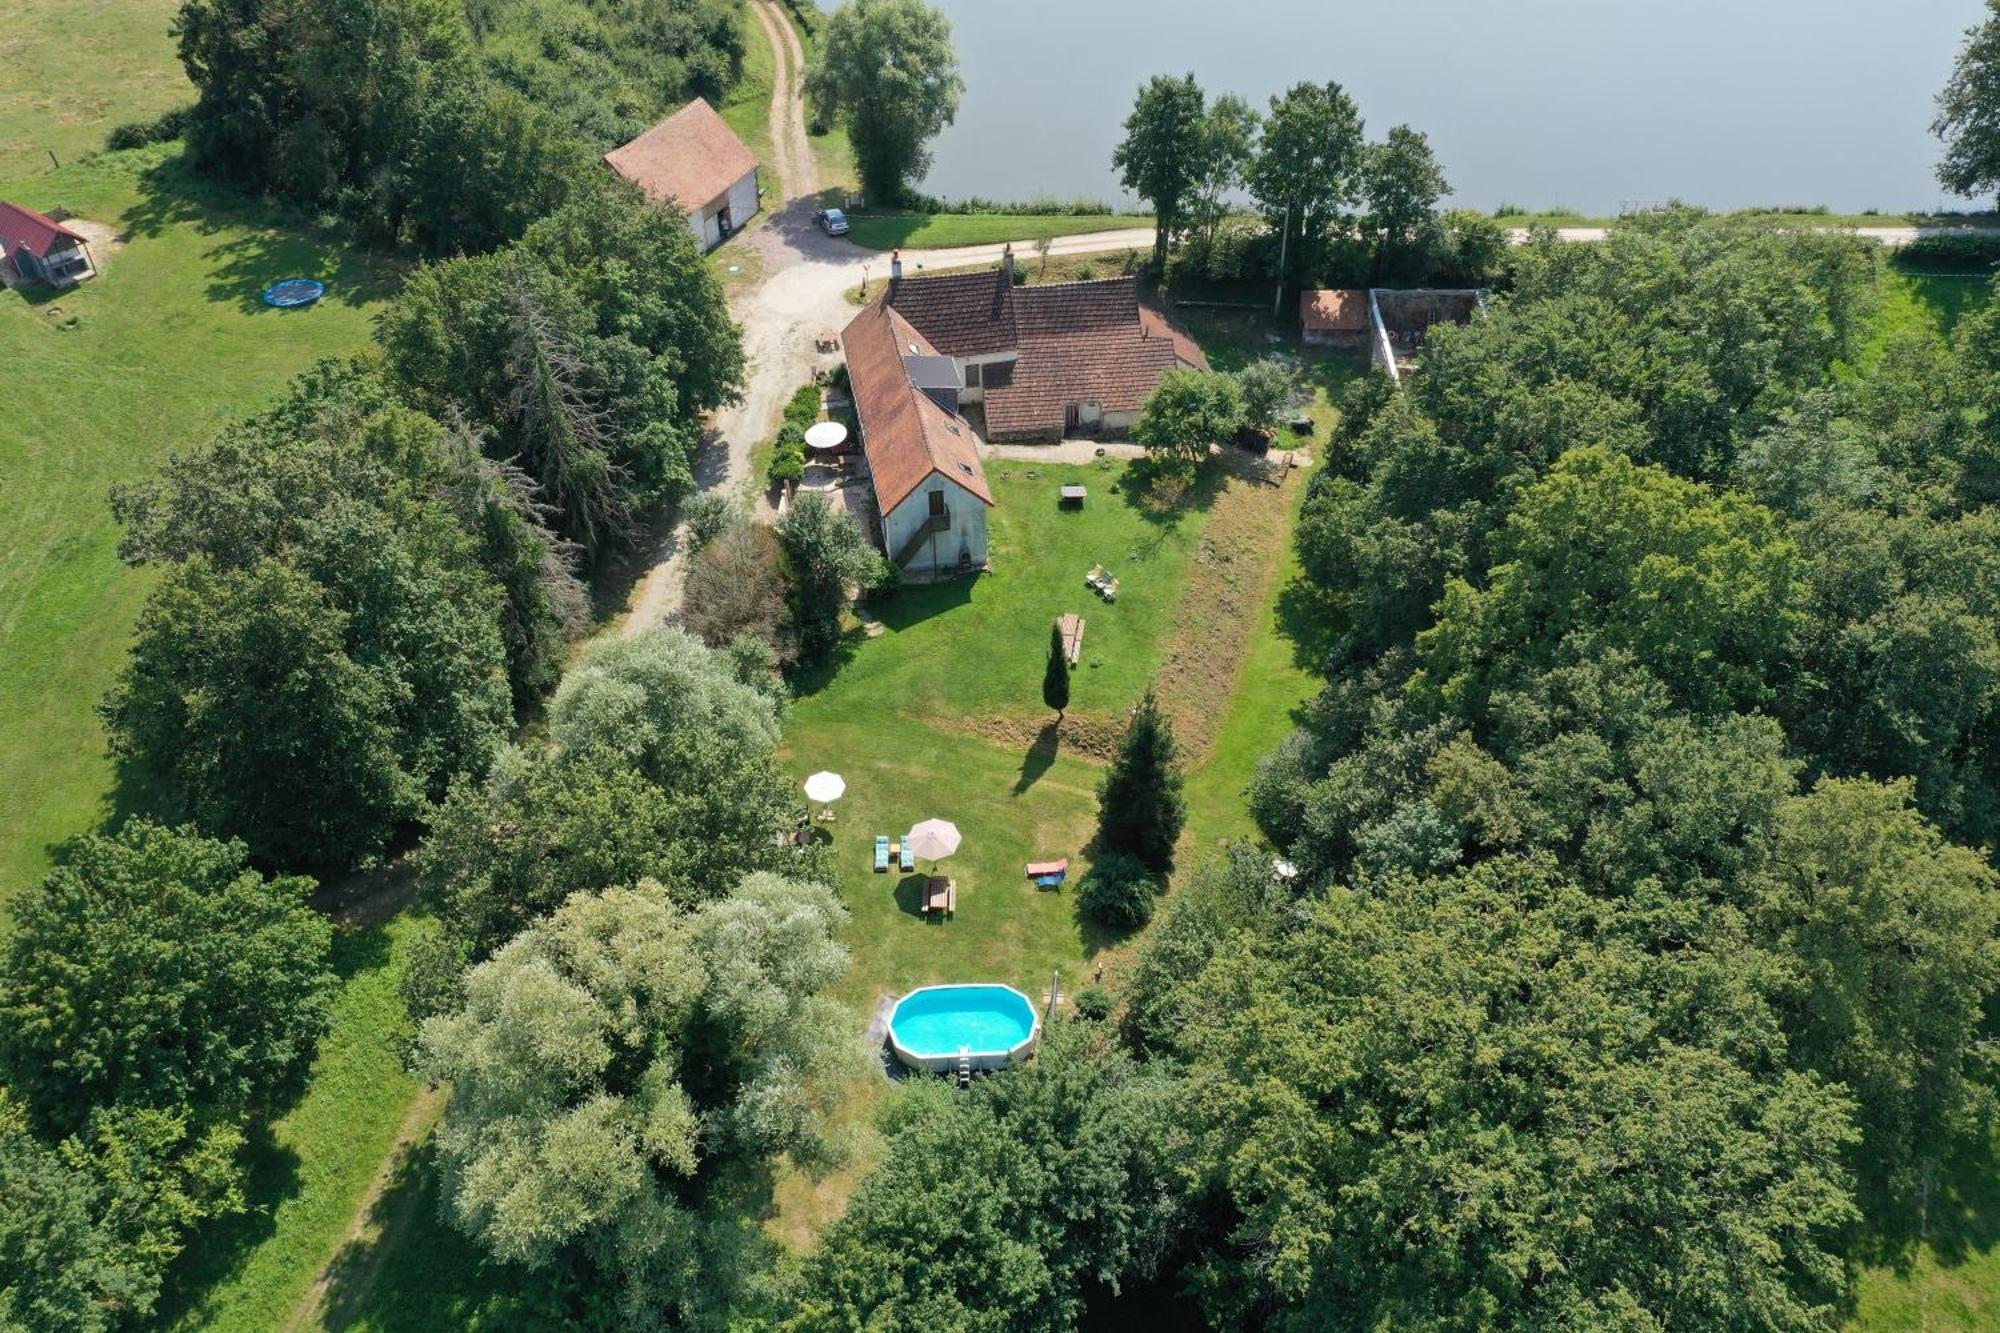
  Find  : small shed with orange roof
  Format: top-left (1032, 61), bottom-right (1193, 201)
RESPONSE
top-left (1300, 288), bottom-right (1369, 346)
top-left (605, 98), bottom-right (760, 252)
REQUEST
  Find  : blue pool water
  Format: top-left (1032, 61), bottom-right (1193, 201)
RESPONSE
top-left (890, 985), bottom-right (1037, 1057)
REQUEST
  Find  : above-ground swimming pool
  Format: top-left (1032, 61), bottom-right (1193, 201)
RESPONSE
top-left (887, 984), bottom-right (1040, 1073)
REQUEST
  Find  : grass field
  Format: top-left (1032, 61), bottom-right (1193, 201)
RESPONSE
top-left (0, 145), bottom-right (401, 911)
top-left (843, 211), bottom-right (1150, 251)
top-left (0, 0), bottom-right (187, 178)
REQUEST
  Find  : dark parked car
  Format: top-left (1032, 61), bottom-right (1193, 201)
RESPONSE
top-left (813, 207), bottom-right (850, 236)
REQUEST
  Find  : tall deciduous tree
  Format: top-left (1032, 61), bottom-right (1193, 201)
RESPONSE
top-left (420, 629), bottom-right (798, 965)
top-left (1247, 81), bottom-right (1366, 288)
top-left (777, 492), bottom-right (885, 666)
top-left (0, 821), bottom-right (334, 1133)
top-left (791, 1023), bottom-right (1185, 1332)
top-left (422, 875), bottom-right (856, 1325)
top-left (1112, 74), bottom-right (1208, 268)
top-left (1365, 124), bottom-right (1449, 280)
top-left (1097, 688), bottom-right (1185, 874)
top-left (1043, 621), bottom-right (1071, 719)
top-left (1191, 93), bottom-right (1261, 245)
top-left (1935, 0), bottom-right (2000, 202)
top-left (805, 0), bottom-right (963, 204)
top-left (1176, 859), bottom-right (1861, 1332)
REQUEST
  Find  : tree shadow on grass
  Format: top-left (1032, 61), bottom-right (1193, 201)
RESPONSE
top-left (870, 574), bottom-right (975, 632)
top-left (315, 1136), bottom-right (543, 1331)
top-left (118, 153), bottom-right (403, 313)
top-left (1274, 574), bottom-right (1341, 676)
top-left (149, 1121), bottom-right (303, 1329)
top-left (1013, 721), bottom-right (1061, 795)
top-left (1845, 1126), bottom-right (2000, 1282)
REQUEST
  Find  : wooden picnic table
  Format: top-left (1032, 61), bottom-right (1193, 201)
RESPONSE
top-left (1060, 484), bottom-right (1087, 504)
top-left (1056, 613), bottom-right (1086, 666)
top-left (921, 875), bottom-right (956, 918)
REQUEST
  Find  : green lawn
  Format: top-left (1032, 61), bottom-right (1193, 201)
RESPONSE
top-left (1, 0), bottom-right (188, 179)
top-left (0, 145), bottom-right (401, 911)
top-left (153, 903), bottom-right (434, 1332)
top-left (843, 211), bottom-right (1150, 251)
top-left (781, 462), bottom-right (1215, 1001)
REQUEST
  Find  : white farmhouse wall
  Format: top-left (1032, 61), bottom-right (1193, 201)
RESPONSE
top-left (726, 170), bottom-right (760, 232)
top-left (689, 169), bottom-right (761, 252)
top-left (882, 474), bottom-right (989, 576)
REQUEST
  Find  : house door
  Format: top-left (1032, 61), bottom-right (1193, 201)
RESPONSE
top-left (715, 203), bottom-right (733, 237)
top-left (928, 489), bottom-right (950, 528)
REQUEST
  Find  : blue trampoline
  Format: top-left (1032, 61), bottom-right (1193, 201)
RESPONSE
top-left (262, 278), bottom-right (325, 308)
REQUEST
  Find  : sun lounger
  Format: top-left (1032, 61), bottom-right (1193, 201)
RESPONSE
top-left (874, 836), bottom-right (890, 872)
top-left (1025, 858), bottom-right (1068, 880)
top-left (899, 840), bottom-right (914, 872)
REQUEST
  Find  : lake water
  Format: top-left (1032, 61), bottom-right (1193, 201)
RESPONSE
top-left (884, 0), bottom-right (1987, 215)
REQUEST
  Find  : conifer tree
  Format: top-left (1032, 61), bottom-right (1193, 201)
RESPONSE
top-left (1043, 622), bottom-right (1071, 719)
top-left (1096, 687), bottom-right (1184, 873)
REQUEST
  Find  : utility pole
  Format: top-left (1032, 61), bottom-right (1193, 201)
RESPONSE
top-left (1272, 198), bottom-right (1292, 318)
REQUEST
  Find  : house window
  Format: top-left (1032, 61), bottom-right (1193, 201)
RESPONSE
top-left (963, 362), bottom-right (982, 389)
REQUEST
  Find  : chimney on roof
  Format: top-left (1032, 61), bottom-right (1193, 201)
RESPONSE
top-left (890, 249), bottom-right (902, 296)
top-left (1001, 243), bottom-right (1014, 287)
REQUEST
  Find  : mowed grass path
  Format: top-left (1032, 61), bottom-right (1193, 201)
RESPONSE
top-left (155, 902), bottom-right (434, 1332)
top-left (0, 145), bottom-right (399, 909)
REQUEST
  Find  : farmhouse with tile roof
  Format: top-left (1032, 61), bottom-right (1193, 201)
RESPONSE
top-left (840, 301), bottom-right (994, 577)
top-left (605, 98), bottom-right (760, 252)
top-left (882, 247), bottom-right (1208, 441)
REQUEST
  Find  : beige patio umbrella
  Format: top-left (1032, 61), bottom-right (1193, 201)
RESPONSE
top-left (905, 818), bottom-right (962, 870)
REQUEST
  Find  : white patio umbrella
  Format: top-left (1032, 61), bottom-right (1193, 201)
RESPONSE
top-left (804, 770), bottom-right (845, 820)
top-left (804, 420), bottom-right (849, 452)
top-left (905, 818), bottom-right (962, 869)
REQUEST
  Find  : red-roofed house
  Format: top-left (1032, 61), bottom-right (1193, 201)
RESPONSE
top-left (0, 201), bottom-right (95, 287)
top-left (605, 98), bottom-right (760, 252)
top-left (840, 300), bottom-right (993, 577)
top-left (880, 247), bottom-right (1207, 442)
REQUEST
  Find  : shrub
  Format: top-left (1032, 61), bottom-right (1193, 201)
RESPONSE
top-left (1072, 985), bottom-right (1115, 1021)
top-left (682, 492), bottom-right (738, 552)
top-left (1079, 852), bottom-right (1161, 929)
top-left (106, 106), bottom-right (192, 151)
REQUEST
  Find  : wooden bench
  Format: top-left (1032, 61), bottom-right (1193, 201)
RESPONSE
top-left (1056, 613), bottom-right (1086, 666)
top-left (1059, 484), bottom-right (1087, 506)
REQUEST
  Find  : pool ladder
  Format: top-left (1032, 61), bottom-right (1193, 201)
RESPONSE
top-left (956, 1046), bottom-right (972, 1089)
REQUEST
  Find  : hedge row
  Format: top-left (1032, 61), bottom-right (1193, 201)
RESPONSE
top-left (766, 382), bottom-right (824, 486)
